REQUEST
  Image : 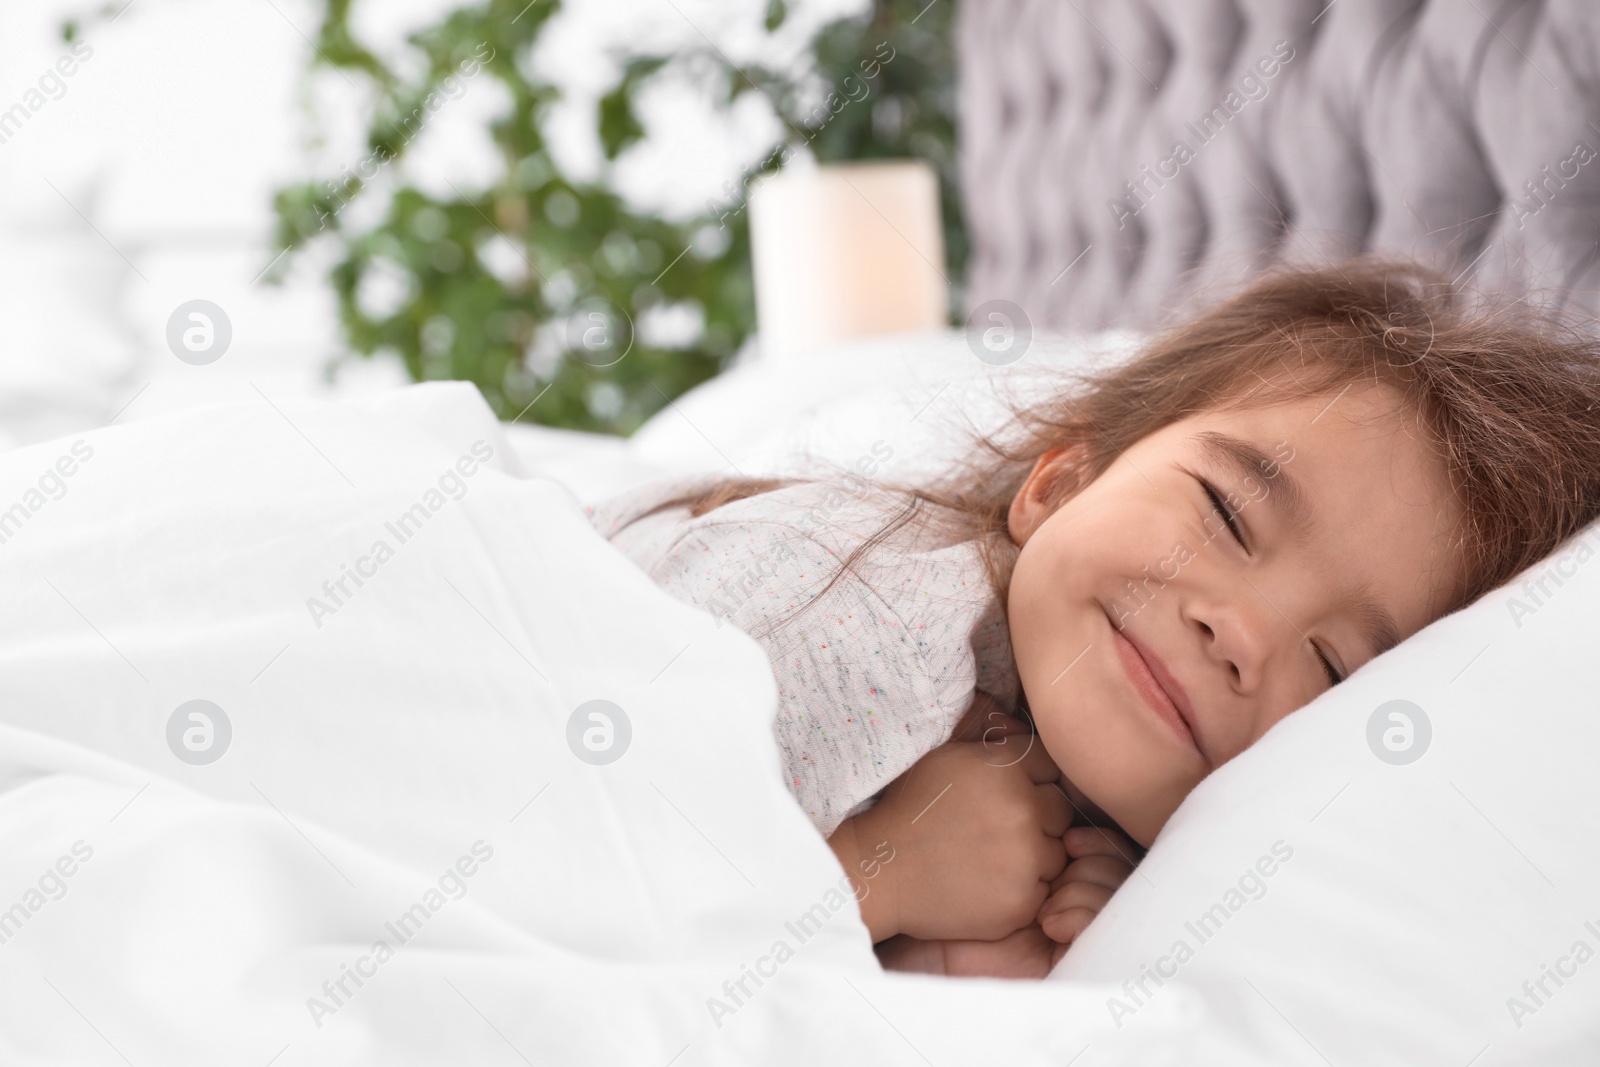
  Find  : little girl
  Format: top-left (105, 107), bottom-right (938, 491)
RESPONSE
top-left (588, 259), bottom-right (1600, 977)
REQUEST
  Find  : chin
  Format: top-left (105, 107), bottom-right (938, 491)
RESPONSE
top-left (1108, 777), bottom-right (1195, 849)
top-left (1112, 806), bottom-right (1163, 851)
top-left (1026, 688), bottom-right (1180, 850)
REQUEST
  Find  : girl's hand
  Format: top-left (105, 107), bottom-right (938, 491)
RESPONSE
top-left (836, 736), bottom-right (1070, 943)
top-left (874, 825), bottom-right (1142, 976)
top-left (875, 924), bottom-right (1068, 978)
top-left (1036, 825), bottom-right (1140, 947)
top-left (948, 690), bottom-right (1030, 745)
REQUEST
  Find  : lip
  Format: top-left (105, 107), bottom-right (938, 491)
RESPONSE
top-left (1106, 612), bottom-right (1206, 760)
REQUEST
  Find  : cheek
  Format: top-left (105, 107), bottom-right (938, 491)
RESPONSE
top-left (1006, 494), bottom-right (1212, 842)
top-left (1005, 466), bottom-right (1206, 699)
top-left (1016, 606), bottom-right (1204, 847)
top-left (1006, 530), bottom-right (1086, 675)
top-left (1016, 490), bottom-right (1190, 614)
top-left (1006, 524), bottom-right (1106, 737)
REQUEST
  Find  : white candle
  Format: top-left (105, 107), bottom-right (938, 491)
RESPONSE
top-left (749, 160), bottom-right (948, 358)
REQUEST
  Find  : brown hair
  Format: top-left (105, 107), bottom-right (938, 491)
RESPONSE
top-left (662, 257), bottom-right (1600, 622)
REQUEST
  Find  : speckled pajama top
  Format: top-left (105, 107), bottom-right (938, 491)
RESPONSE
top-left (588, 476), bottom-right (1020, 837)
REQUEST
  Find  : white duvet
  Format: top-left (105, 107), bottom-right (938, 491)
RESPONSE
top-left (0, 381), bottom-right (1249, 1066)
top-left (0, 338), bottom-right (1594, 1064)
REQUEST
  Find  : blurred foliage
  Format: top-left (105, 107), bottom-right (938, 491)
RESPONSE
top-left (264, 0), bottom-right (963, 434)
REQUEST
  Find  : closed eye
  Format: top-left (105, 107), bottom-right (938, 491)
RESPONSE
top-left (1314, 643), bottom-right (1344, 686)
top-left (1200, 479), bottom-right (1246, 549)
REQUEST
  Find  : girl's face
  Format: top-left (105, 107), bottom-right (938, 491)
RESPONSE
top-left (1006, 381), bottom-right (1465, 847)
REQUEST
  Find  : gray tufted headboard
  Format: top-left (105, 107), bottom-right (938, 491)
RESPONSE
top-left (957, 0), bottom-right (1600, 331)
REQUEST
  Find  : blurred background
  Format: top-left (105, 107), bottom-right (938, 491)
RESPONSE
top-left (0, 0), bottom-right (967, 449)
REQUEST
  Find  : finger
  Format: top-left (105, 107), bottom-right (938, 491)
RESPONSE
top-left (1033, 781), bottom-right (1072, 838)
top-left (974, 721), bottom-right (1039, 766)
top-left (948, 702), bottom-right (986, 743)
top-left (983, 712), bottom-right (1033, 736)
top-left (965, 722), bottom-right (1039, 767)
top-left (1032, 832), bottom-right (1067, 884)
top-left (992, 879), bottom-right (1051, 940)
top-left (1039, 880), bottom-right (1114, 924)
top-left (1064, 825), bottom-right (1142, 864)
top-left (950, 693), bottom-right (1024, 743)
top-left (977, 714), bottom-right (1034, 748)
top-left (1040, 906), bottom-right (1098, 946)
top-left (1017, 740), bottom-right (1063, 785)
top-left (1049, 854), bottom-right (1134, 894)
top-left (1048, 852), bottom-right (1135, 894)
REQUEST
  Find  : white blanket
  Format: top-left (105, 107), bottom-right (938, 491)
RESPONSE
top-left (0, 382), bottom-right (1258, 1065)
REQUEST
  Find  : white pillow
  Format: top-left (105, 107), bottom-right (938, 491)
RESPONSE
top-left (626, 326), bottom-right (1144, 481)
top-left (1052, 527), bottom-right (1600, 1062)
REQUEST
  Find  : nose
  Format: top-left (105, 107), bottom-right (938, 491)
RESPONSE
top-left (1183, 589), bottom-right (1274, 695)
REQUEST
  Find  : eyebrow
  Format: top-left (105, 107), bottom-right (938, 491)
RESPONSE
top-left (1193, 431), bottom-right (1316, 540)
top-left (1352, 591), bottom-right (1402, 659)
top-left (1192, 430), bottom-right (1402, 661)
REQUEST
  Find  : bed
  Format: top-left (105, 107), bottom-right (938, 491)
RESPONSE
top-left (0, 2), bottom-right (1597, 1065)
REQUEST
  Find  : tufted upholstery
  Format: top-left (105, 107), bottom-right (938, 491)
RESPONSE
top-left (958, 0), bottom-right (1600, 331)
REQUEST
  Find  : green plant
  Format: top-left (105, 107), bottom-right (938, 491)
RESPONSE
top-left (267, 0), bottom-right (963, 434)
